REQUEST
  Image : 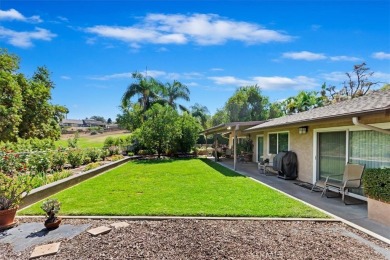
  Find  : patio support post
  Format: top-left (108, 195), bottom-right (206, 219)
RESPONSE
top-left (233, 124), bottom-right (239, 170)
top-left (214, 134), bottom-right (218, 162)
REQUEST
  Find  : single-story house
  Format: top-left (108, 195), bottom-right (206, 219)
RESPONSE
top-left (60, 119), bottom-right (84, 127)
top-left (205, 90), bottom-right (390, 200)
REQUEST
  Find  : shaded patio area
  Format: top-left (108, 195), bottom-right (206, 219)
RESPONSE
top-left (212, 157), bottom-right (390, 242)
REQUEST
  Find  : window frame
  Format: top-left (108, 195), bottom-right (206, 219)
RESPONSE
top-left (267, 131), bottom-right (289, 155)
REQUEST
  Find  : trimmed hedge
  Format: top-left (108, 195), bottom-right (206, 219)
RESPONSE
top-left (362, 168), bottom-right (390, 203)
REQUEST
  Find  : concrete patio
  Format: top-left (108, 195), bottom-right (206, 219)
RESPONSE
top-left (211, 157), bottom-right (390, 242)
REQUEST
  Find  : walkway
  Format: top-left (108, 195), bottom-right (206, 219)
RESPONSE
top-left (213, 158), bottom-right (390, 242)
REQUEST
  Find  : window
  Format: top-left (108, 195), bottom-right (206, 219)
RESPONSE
top-left (268, 132), bottom-right (289, 154)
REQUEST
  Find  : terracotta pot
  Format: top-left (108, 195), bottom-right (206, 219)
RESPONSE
top-left (44, 217), bottom-right (62, 230)
top-left (0, 206), bottom-right (18, 229)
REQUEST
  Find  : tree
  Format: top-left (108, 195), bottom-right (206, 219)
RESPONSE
top-left (18, 67), bottom-right (67, 140)
top-left (322, 63), bottom-right (379, 103)
top-left (209, 108), bottom-right (228, 127)
top-left (283, 90), bottom-right (323, 114)
top-left (0, 49), bottom-right (23, 141)
top-left (121, 72), bottom-right (163, 115)
top-left (190, 103), bottom-right (210, 129)
top-left (162, 80), bottom-right (190, 112)
top-left (175, 112), bottom-right (201, 153)
top-left (268, 101), bottom-right (284, 119)
top-left (116, 103), bottom-right (143, 131)
top-left (139, 104), bottom-right (179, 158)
top-left (107, 118), bottom-right (112, 124)
top-left (0, 50), bottom-right (67, 141)
top-left (90, 115), bottom-right (106, 123)
top-left (225, 85), bottom-right (269, 122)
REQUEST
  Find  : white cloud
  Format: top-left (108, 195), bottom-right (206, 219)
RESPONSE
top-left (252, 76), bottom-right (318, 90)
top-left (282, 51), bottom-right (327, 61)
top-left (0, 26), bottom-right (56, 48)
top-left (208, 76), bottom-right (253, 86)
top-left (208, 75), bottom-right (318, 90)
top-left (311, 24), bottom-right (321, 31)
top-left (89, 72), bottom-right (134, 81)
top-left (0, 8), bottom-right (42, 23)
top-left (321, 71), bottom-right (346, 82)
top-left (210, 68), bottom-right (224, 71)
top-left (61, 76), bottom-right (71, 80)
top-left (330, 55), bottom-right (361, 62)
top-left (372, 52), bottom-right (390, 60)
top-left (85, 13), bottom-right (292, 47)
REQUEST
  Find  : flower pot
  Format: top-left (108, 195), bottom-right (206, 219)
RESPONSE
top-left (367, 198), bottom-right (390, 226)
top-left (0, 206), bottom-right (18, 230)
top-left (44, 217), bottom-right (62, 230)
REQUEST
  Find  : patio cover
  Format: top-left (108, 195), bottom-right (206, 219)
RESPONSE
top-left (201, 121), bottom-right (266, 170)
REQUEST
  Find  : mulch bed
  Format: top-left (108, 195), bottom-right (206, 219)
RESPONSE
top-left (1, 218), bottom-right (389, 259)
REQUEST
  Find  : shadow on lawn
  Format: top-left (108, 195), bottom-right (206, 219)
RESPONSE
top-left (200, 158), bottom-right (246, 178)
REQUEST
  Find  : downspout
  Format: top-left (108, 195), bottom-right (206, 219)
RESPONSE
top-left (233, 124), bottom-right (239, 170)
top-left (352, 117), bottom-right (390, 135)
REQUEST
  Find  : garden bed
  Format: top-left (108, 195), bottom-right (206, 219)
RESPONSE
top-left (1, 218), bottom-right (389, 259)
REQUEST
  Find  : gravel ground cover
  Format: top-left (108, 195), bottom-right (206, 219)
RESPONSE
top-left (1, 218), bottom-right (389, 259)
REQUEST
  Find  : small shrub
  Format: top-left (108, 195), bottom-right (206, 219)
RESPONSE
top-left (85, 148), bottom-right (102, 162)
top-left (109, 154), bottom-right (124, 161)
top-left (108, 145), bottom-right (121, 156)
top-left (67, 133), bottom-right (79, 148)
top-left (83, 162), bottom-right (102, 172)
top-left (103, 137), bottom-right (115, 148)
top-left (363, 168), bottom-right (390, 203)
top-left (28, 152), bottom-right (52, 174)
top-left (53, 170), bottom-right (72, 182)
top-left (90, 131), bottom-right (98, 135)
top-left (51, 150), bottom-right (67, 171)
top-left (67, 149), bottom-right (84, 168)
top-left (83, 156), bottom-right (92, 165)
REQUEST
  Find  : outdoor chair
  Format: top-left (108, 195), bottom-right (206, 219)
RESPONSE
top-left (320, 163), bottom-right (365, 205)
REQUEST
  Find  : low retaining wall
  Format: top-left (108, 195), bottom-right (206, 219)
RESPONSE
top-left (20, 157), bottom-right (134, 209)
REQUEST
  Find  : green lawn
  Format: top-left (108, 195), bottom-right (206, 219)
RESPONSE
top-left (19, 159), bottom-right (328, 218)
top-left (55, 132), bottom-right (131, 148)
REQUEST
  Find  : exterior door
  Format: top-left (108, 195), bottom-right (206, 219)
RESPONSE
top-left (318, 131), bottom-right (346, 181)
top-left (257, 136), bottom-right (264, 162)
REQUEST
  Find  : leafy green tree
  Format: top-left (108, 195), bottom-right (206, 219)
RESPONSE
top-left (268, 101), bottom-right (284, 118)
top-left (175, 112), bottom-right (201, 153)
top-left (209, 108), bottom-right (228, 127)
top-left (0, 49), bottom-right (23, 142)
top-left (116, 103), bottom-right (143, 131)
top-left (381, 83), bottom-right (390, 91)
top-left (283, 90), bottom-right (323, 114)
top-left (191, 103), bottom-right (210, 129)
top-left (163, 80), bottom-right (190, 112)
top-left (107, 118), bottom-right (112, 124)
top-left (225, 85), bottom-right (269, 122)
top-left (121, 72), bottom-right (163, 114)
top-left (139, 104), bottom-right (179, 158)
top-left (18, 67), bottom-right (67, 140)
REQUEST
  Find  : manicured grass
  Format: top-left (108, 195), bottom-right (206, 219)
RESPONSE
top-left (55, 132), bottom-right (131, 148)
top-left (19, 159), bottom-right (328, 218)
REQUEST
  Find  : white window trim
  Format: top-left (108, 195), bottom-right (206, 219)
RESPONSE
top-left (267, 131), bottom-right (290, 155)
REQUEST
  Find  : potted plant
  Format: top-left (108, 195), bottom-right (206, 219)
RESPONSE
top-left (41, 198), bottom-right (62, 229)
top-left (362, 168), bottom-right (390, 226)
top-left (0, 173), bottom-right (34, 230)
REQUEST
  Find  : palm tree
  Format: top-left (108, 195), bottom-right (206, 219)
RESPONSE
top-left (162, 80), bottom-right (190, 112)
top-left (191, 103), bottom-right (210, 129)
top-left (121, 72), bottom-right (164, 113)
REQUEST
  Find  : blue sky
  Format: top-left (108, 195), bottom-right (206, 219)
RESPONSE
top-left (1, 1), bottom-right (389, 121)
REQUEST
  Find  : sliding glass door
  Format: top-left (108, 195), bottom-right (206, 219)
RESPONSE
top-left (318, 131), bottom-right (346, 181)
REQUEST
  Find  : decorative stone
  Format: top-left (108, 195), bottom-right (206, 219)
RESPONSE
top-left (30, 242), bottom-right (60, 259)
top-left (87, 226), bottom-right (112, 236)
top-left (110, 222), bottom-right (129, 229)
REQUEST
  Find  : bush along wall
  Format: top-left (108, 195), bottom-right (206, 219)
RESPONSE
top-left (362, 168), bottom-right (390, 203)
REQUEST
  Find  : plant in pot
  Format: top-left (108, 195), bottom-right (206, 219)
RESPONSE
top-left (41, 198), bottom-right (62, 229)
top-left (0, 172), bottom-right (34, 230)
top-left (362, 168), bottom-right (390, 226)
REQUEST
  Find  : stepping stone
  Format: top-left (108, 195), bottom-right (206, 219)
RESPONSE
top-left (30, 242), bottom-right (61, 259)
top-left (110, 222), bottom-right (129, 229)
top-left (87, 226), bottom-right (112, 236)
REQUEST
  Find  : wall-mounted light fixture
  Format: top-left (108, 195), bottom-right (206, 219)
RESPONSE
top-left (227, 126), bottom-right (231, 130)
top-left (298, 126), bottom-right (308, 134)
